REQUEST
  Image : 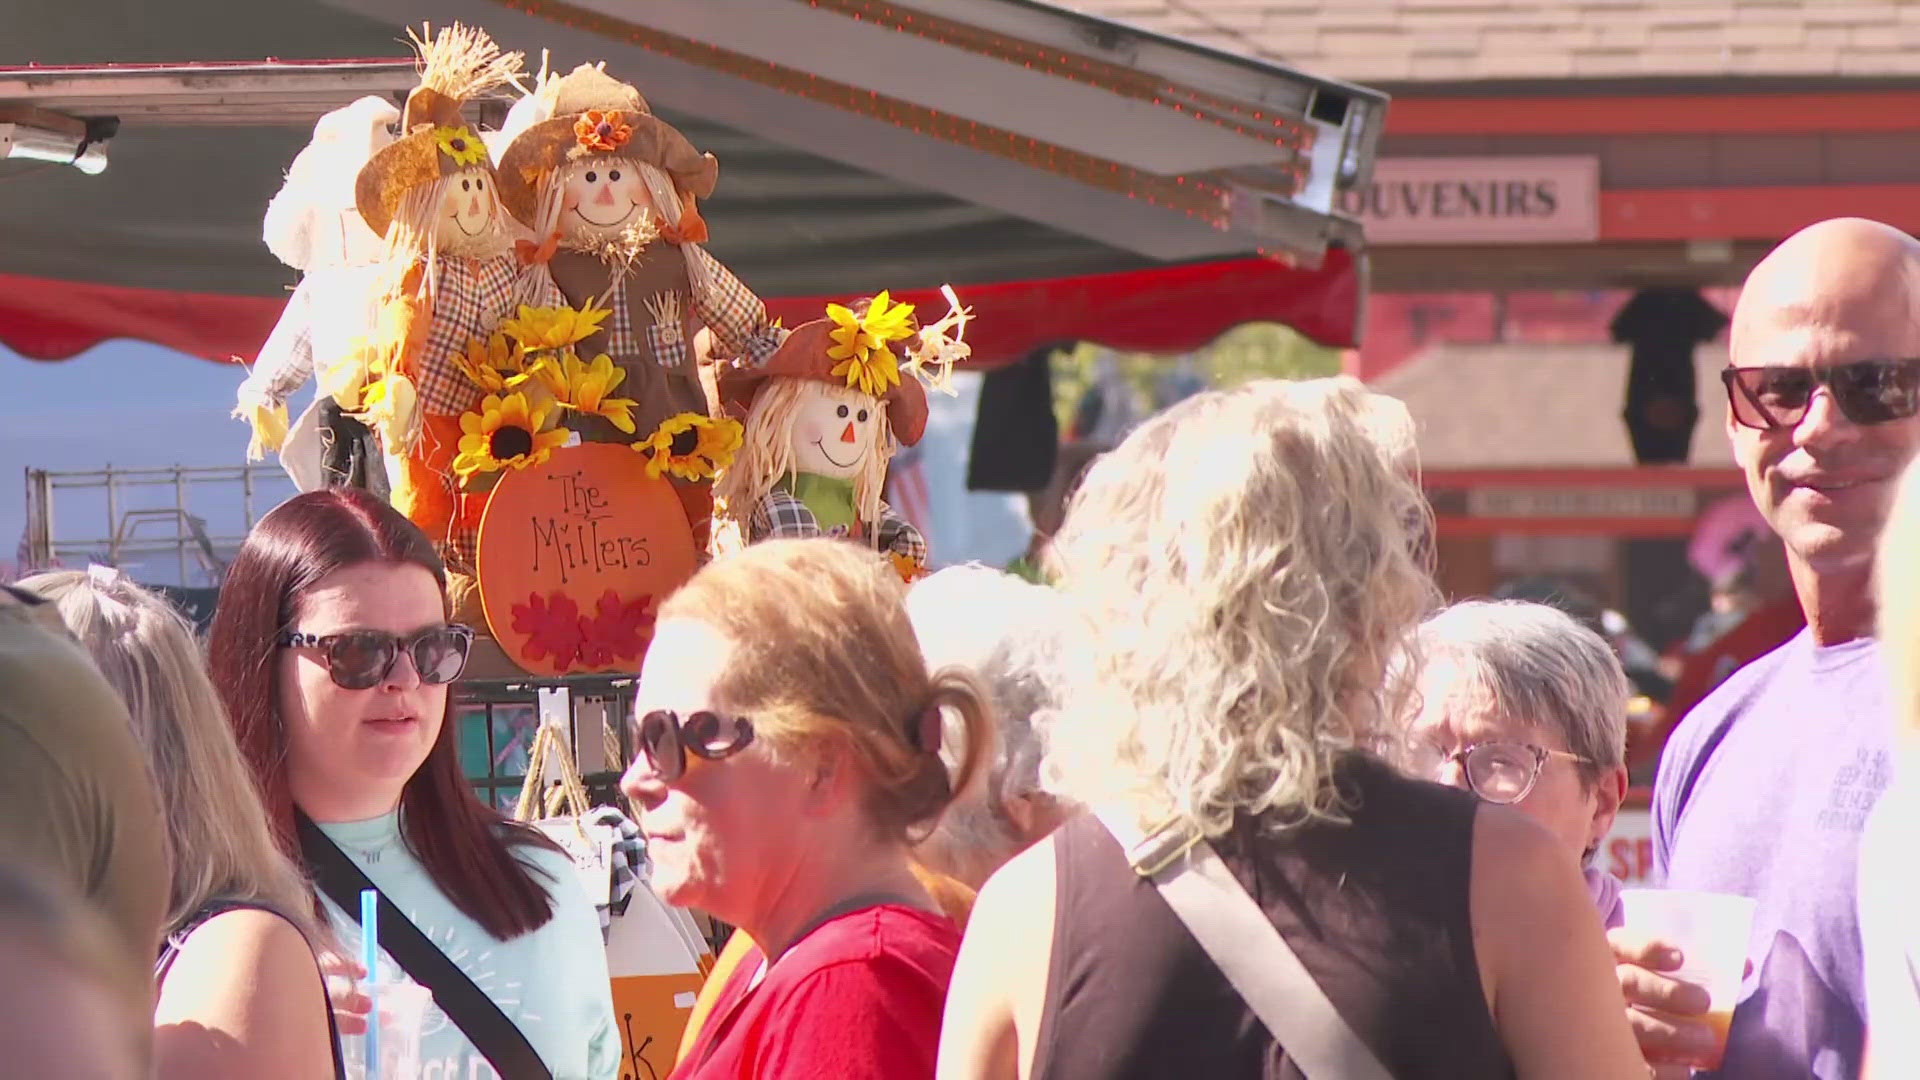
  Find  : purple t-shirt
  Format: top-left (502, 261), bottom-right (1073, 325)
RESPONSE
top-left (1654, 630), bottom-right (1891, 1080)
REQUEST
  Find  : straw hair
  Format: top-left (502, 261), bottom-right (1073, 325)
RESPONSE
top-left (660, 538), bottom-right (992, 843)
top-left (18, 571), bottom-right (325, 945)
top-left (1880, 457), bottom-right (1920, 738)
top-left (409, 23), bottom-right (522, 111)
top-left (711, 378), bottom-right (894, 547)
top-left (1044, 377), bottom-right (1440, 838)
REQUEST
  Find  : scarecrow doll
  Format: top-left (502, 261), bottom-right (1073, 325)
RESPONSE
top-left (496, 64), bottom-right (775, 546)
top-left (348, 23), bottom-right (566, 584)
top-left (712, 290), bottom-right (971, 581)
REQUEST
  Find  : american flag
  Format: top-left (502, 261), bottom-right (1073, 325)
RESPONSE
top-left (887, 443), bottom-right (933, 543)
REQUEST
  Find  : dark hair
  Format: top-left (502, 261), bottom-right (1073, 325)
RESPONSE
top-left (206, 488), bottom-right (558, 939)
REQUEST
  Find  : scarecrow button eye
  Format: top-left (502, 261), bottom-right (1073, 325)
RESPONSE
top-left (476, 177), bottom-right (485, 190)
top-left (609, 169), bottom-right (621, 182)
top-left (836, 405), bottom-right (849, 418)
top-left (585, 170), bottom-right (598, 183)
top-left (461, 178), bottom-right (472, 192)
top-left (857, 409), bottom-right (870, 423)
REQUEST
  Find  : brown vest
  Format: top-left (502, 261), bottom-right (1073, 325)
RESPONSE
top-left (1033, 755), bottom-right (1514, 1080)
top-left (546, 245), bottom-right (711, 443)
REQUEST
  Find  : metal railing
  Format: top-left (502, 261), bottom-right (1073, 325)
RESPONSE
top-left (22, 463), bottom-right (297, 586)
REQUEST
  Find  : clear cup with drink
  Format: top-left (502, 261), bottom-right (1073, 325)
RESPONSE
top-left (1619, 888), bottom-right (1757, 1069)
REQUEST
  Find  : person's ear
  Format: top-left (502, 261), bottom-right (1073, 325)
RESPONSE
top-left (1587, 764), bottom-right (1629, 854)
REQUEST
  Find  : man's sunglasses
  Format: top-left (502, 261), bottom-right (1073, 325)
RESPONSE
top-left (635, 709), bottom-right (755, 783)
top-left (277, 624), bottom-right (474, 690)
top-left (1721, 360), bottom-right (1920, 430)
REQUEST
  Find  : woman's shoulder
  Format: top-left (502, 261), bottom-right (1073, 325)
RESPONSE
top-left (782, 904), bottom-right (962, 985)
top-left (159, 906), bottom-right (321, 1007)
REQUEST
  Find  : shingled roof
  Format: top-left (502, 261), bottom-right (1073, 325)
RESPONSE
top-left (1060, 1), bottom-right (1920, 83)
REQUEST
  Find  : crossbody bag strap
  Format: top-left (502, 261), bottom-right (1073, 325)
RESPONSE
top-left (296, 814), bottom-right (554, 1080)
top-left (1095, 809), bottom-right (1395, 1080)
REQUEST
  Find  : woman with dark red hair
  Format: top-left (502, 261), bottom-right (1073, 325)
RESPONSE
top-left (208, 488), bottom-right (617, 1079)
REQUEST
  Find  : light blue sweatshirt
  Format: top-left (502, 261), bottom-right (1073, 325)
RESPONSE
top-left (318, 812), bottom-right (619, 1080)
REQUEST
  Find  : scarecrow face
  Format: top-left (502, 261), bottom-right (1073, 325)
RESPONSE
top-left (789, 380), bottom-right (882, 480)
top-left (434, 167), bottom-right (498, 251)
top-left (560, 157), bottom-right (656, 240)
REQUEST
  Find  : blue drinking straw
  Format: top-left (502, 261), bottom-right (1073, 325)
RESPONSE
top-left (361, 888), bottom-right (380, 1080)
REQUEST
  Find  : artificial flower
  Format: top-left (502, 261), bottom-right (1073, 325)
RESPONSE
top-left (633, 412), bottom-right (743, 482)
top-left (499, 303), bottom-right (613, 352)
top-left (434, 126), bottom-right (489, 169)
top-left (512, 591), bottom-right (587, 669)
top-left (825, 291), bottom-right (915, 397)
top-left (556, 353), bottom-right (639, 434)
top-left (357, 373), bottom-right (419, 451)
top-left (574, 109), bottom-right (633, 153)
top-left (889, 550), bottom-right (927, 584)
top-left (453, 331), bottom-right (527, 394)
top-left (452, 392), bottom-right (569, 481)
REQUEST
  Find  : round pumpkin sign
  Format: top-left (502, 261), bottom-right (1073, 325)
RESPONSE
top-left (476, 442), bottom-right (699, 676)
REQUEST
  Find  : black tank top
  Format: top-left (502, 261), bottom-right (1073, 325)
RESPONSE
top-left (1032, 755), bottom-right (1514, 1080)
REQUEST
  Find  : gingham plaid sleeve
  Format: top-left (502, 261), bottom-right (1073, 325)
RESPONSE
top-left (876, 503), bottom-right (928, 567)
top-left (241, 280), bottom-right (316, 408)
top-left (416, 255), bottom-right (522, 416)
top-left (688, 246), bottom-right (768, 362)
top-left (749, 490), bottom-right (824, 543)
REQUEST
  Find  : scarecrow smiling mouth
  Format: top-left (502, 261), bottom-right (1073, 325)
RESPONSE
top-left (571, 201), bottom-right (639, 229)
top-left (811, 439), bottom-right (863, 470)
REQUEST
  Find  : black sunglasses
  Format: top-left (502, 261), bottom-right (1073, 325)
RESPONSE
top-left (635, 709), bottom-right (756, 783)
top-left (1722, 360), bottom-right (1920, 430)
top-left (277, 624), bottom-right (474, 690)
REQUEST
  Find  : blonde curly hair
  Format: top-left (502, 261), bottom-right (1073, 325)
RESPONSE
top-left (1044, 377), bottom-right (1438, 838)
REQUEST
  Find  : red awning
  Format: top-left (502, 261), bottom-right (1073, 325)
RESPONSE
top-left (0, 249), bottom-right (1358, 368)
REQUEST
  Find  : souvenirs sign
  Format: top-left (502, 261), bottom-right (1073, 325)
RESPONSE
top-left (476, 442), bottom-right (698, 676)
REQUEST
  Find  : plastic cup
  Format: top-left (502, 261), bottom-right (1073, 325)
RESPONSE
top-left (1619, 888), bottom-right (1756, 1069)
top-left (344, 979), bottom-right (433, 1080)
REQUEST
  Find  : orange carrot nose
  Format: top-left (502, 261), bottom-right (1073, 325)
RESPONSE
top-left (840, 421), bottom-right (857, 443)
top-left (594, 184), bottom-right (617, 206)
top-left (468, 196), bottom-right (482, 216)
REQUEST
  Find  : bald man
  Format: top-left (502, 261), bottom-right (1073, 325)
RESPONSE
top-left (1615, 218), bottom-right (1920, 1078)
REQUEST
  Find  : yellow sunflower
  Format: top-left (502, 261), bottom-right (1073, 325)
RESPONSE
top-left (452, 392), bottom-right (569, 481)
top-left (434, 126), bottom-right (489, 169)
top-left (826, 291), bottom-right (915, 397)
top-left (556, 353), bottom-right (639, 434)
top-left (452, 331), bottom-right (527, 394)
top-left (633, 413), bottom-right (743, 481)
top-left (499, 303), bottom-right (613, 352)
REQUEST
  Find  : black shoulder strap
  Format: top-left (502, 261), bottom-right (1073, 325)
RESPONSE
top-left (158, 897), bottom-right (350, 1080)
top-left (296, 814), bottom-right (554, 1080)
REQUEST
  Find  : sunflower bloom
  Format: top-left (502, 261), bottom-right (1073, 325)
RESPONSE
top-left (453, 331), bottom-right (526, 394)
top-left (825, 291), bottom-right (915, 397)
top-left (557, 353), bottom-right (639, 434)
top-left (632, 413), bottom-right (741, 481)
top-left (574, 109), bottom-right (633, 153)
top-left (434, 126), bottom-right (489, 169)
top-left (499, 303), bottom-right (613, 351)
top-left (452, 392), bottom-right (569, 481)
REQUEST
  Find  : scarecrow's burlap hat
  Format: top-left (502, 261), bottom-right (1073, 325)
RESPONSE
top-left (495, 64), bottom-right (719, 229)
top-left (354, 24), bottom-right (522, 240)
top-left (717, 318), bottom-right (931, 448)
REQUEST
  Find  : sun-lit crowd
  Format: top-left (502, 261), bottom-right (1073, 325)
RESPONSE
top-left (3, 215), bottom-right (1920, 1080)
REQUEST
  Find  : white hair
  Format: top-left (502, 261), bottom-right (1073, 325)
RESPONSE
top-left (904, 565), bottom-right (1078, 881)
top-left (1044, 377), bottom-right (1440, 837)
top-left (1410, 600), bottom-right (1630, 783)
